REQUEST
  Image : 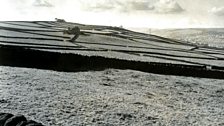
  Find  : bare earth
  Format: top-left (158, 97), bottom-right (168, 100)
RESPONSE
top-left (0, 66), bottom-right (224, 126)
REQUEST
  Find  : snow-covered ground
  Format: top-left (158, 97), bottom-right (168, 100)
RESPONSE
top-left (0, 66), bottom-right (224, 126)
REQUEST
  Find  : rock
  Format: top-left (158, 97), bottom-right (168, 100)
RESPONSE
top-left (0, 113), bottom-right (13, 126)
top-left (63, 26), bottom-right (80, 42)
top-left (4, 115), bottom-right (27, 126)
top-left (25, 120), bottom-right (44, 126)
top-left (0, 113), bottom-right (44, 126)
top-left (55, 18), bottom-right (66, 23)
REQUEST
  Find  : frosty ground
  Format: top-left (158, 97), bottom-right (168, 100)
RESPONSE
top-left (0, 66), bottom-right (224, 126)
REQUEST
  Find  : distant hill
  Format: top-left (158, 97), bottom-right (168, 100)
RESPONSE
top-left (151, 28), bottom-right (224, 48)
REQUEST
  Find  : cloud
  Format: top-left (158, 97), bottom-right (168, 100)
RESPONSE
top-left (80, 0), bottom-right (155, 12)
top-left (154, 0), bottom-right (184, 13)
top-left (80, 0), bottom-right (184, 14)
top-left (126, 1), bottom-right (155, 11)
top-left (80, 0), bottom-right (115, 11)
top-left (209, 7), bottom-right (224, 16)
top-left (33, 0), bottom-right (53, 7)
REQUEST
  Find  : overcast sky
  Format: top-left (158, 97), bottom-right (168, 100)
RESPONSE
top-left (1, 0), bottom-right (224, 28)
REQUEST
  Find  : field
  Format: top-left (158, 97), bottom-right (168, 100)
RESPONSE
top-left (1, 66), bottom-right (224, 126)
top-left (151, 28), bottom-right (224, 48)
top-left (0, 23), bottom-right (224, 125)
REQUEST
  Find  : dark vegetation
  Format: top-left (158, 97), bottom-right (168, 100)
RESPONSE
top-left (0, 45), bottom-right (224, 79)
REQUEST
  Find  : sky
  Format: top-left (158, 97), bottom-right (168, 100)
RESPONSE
top-left (1, 0), bottom-right (224, 28)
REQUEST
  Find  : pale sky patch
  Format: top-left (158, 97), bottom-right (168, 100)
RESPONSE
top-left (33, 0), bottom-right (53, 7)
top-left (0, 0), bottom-right (224, 28)
top-left (209, 7), bottom-right (224, 16)
top-left (154, 0), bottom-right (184, 13)
top-left (80, 0), bottom-right (183, 13)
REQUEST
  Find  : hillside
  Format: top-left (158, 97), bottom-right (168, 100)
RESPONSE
top-left (0, 21), bottom-right (224, 79)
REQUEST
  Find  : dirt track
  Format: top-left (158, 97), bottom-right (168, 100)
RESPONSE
top-left (0, 66), bottom-right (224, 126)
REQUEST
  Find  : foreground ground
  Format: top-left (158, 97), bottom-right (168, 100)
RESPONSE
top-left (0, 66), bottom-right (224, 126)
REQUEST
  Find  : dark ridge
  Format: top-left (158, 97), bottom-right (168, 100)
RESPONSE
top-left (0, 25), bottom-right (62, 32)
top-left (0, 45), bottom-right (224, 79)
top-left (1, 37), bottom-right (222, 60)
top-left (0, 40), bottom-right (80, 48)
top-left (0, 35), bottom-right (64, 41)
top-left (1, 28), bottom-right (70, 39)
top-left (2, 40), bottom-right (222, 62)
top-left (212, 66), bottom-right (224, 71)
top-left (0, 21), bottom-right (51, 29)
